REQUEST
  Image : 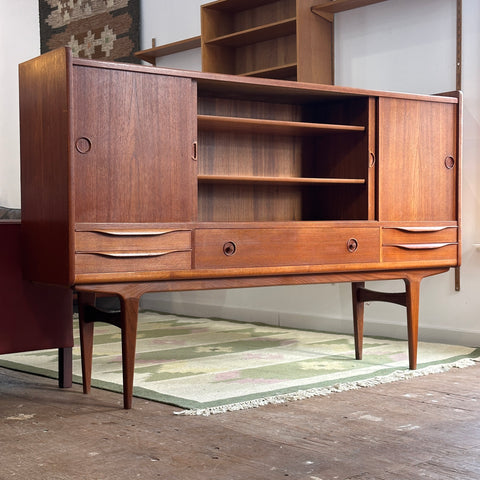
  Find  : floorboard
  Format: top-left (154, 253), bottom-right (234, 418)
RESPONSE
top-left (0, 363), bottom-right (479, 479)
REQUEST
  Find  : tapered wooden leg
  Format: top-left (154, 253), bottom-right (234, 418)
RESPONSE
top-left (404, 276), bottom-right (421, 370)
top-left (119, 295), bottom-right (140, 410)
top-left (78, 292), bottom-right (96, 394)
top-left (351, 282), bottom-right (365, 360)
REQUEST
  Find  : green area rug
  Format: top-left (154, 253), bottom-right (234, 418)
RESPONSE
top-left (1, 311), bottom-right (479, 415)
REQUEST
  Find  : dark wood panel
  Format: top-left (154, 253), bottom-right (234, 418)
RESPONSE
top-left (306, 97), bottom-right (373, 220)
top-left (0, 222), bottom-right (73, 354)
top-left (19, 48), bottom-right (73, 285)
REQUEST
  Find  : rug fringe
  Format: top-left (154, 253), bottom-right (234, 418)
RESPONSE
top-left (174, 357), bottom-right (479, 416)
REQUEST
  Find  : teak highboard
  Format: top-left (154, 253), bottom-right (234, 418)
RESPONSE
top-left (19, 48), bottom-right (462, 408)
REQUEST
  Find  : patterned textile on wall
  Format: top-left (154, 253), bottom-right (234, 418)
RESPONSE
top-left (39, 0), bottom-right (140, 63)
top-left (0, 207), bottom-right (21, 220)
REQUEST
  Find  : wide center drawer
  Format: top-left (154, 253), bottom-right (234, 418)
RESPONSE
top-left (194, 227), bottom-right (380, 269)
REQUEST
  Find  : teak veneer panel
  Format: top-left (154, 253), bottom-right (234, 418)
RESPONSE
top-left (378, 98), bottom-right (458, 222)
top-left (72, 66), bottom-right (197, 224)
top-left (195, 226), bottom-right (380, 269)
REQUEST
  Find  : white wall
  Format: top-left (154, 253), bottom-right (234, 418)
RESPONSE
top-left (0, 0), bottom-right (39, 208)
top-left (2, 0), bottom-right (478, 346)
top-left (141, 0), bottom-right (204, 71)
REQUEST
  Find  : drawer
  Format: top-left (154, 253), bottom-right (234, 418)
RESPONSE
top-left (75, 250), bottom-right (191, 274)
top-left (194, 227), bottom-right (380, 269)
top-left (382, 243), bottom-right (458, 263)
top-left (76, 228), bottom-right (191, 252)
top-left (382, 226), bottom-right (457, 245)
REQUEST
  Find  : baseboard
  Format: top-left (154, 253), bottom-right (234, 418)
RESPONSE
top-left (140, 297), bottom-right (480, 347)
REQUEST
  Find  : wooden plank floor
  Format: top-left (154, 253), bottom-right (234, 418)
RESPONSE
top-left (1, 363), bottom-right (479, 479)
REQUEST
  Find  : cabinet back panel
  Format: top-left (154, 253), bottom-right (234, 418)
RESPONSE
top-left (198, 131), bottom-right (302, 177)
top-left (306, 184), bottom-right (369, 221)
top-left (201, 8), bottom-right (234, 41)
top-left (306, 98), bottom-right (370, 126)
top-left (73, 67), bottom-right (197, 223)
top-left (198, 96), bottom-right (303, 178)
top-left (233, 0), bottom-right (295, 32)
top-left (235, 35), bottom-right (297, 75)
top-left (306, 98), bottom-right (373, 220)
top-left (198, 96), bottom-right (302, 120)
top-left (198, 184), bottom-right (302, 222)
top-left (202, 45), bottom-right (236, 74)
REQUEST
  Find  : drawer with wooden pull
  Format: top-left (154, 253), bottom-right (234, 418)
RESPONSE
top-left (75, 250), bottom-right (192, 274)
top-left (382, 225), bottom-right (458, 263)
top-left (194, 226), bottom-right (380, 269)
top-left (75, 227), bottom-right (192, 274)
top-left (382, 225), bottom-right (457, 244)
top-left (76, 227), bottom-right (192, 251)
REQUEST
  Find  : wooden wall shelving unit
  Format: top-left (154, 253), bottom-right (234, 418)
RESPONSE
top-left (311, 0), bottom-right (388, 21)
top-left (135, 36), bottom-right (201, 65)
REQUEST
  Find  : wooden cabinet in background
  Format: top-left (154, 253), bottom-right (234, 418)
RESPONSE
top-left (19, 48), bottom-right (462, 408)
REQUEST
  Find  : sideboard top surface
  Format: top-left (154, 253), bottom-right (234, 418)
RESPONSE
top-left (58, 50), bottom-right (459, 105)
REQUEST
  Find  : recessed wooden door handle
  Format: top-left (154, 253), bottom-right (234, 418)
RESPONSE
top-left (90, 250), bottom-right (186, 258)
top-left (75, 137), bottom-right (92, 154)
top-left (192, 141), bottom-right (198, 161)
top-left (223, 242), bottom-right (236, 256)
top-left (389, 243), bottom-right (455, 250)
top-left (84, 229), bottom-right (184, 236)
top-left (444, 155), bottom-right (455, 169)
top-left (347, 238), bottom-right (358, 253)
top-left (386, 226), bottom-right (453, 233)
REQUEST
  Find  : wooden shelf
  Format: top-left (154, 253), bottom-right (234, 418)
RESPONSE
top-left (243, 62), bottom-right (298, 79)
top-left (198, 175), bottom-right (366, 185)
top-left (197, 115), bottom-right (365, 136)
top-left (135, 36), bottom-right (201, 65)
top-left (311, 0), bottom-right (388, 22)
top-left (202, 0), bottom-right (278, 11)
top-left (205, 17), bottom-right (296, 48)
